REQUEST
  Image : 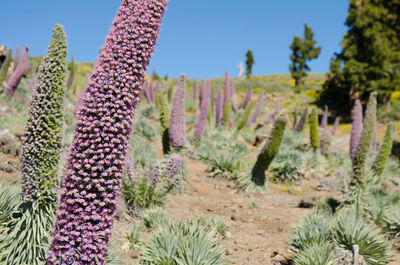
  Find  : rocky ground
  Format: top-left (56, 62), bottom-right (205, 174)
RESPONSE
top-left (1, 130), bottom-right (400, 265)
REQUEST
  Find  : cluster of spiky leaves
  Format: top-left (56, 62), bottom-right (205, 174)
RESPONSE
top-left (372, 123), bottom-right (394, 177)
top-left (46, 1), bottom-right (169, 263)
top-left (0, 48), bottom-right (12, 85)
top-left (5, 45), bottom-right (29, 97)
top-left (248, 114), bottom-right (288, 189)
top-left (290, 206), bottom-right (393, 265)
top-left (139, 211), bottom-right (225, 265)
top-left (352, 92), bottom-right (377, 186)
top-left (21, 24), bottom-right (67, 204)
top-left (169, 74), bottom-right (186, 149)
top-left (309, 108), bottom-right (320, 151)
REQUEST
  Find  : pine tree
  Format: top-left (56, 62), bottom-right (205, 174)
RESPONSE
top-left (245, 49), bottom-right (254, 78)
top-left (319, 0), bottom-right (400, 118)
top-left (289, 24), bottom-right (321, 92)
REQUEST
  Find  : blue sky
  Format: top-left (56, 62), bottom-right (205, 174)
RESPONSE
top-left (0, 1), bottom-right (348, 79)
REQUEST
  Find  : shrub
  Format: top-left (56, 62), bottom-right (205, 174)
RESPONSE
top-left (270, 153), bottom-right (303, 183)
top-left (135, 116), bottom-right (157, 141)
top-left (47, 1), bottom-right (169, 263)
top-left (142, 206), bottom-right (169, 230)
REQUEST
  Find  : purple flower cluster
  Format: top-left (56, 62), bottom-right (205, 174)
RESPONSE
top-left (350, 99), bottom-right (363, 161)
top-left (5, 45), bottom-right (29, 97)
top-left (164, 153), bottom-right (183, 189)
top-left (195, 78), bottom-right (210, 139)
top-left (46, 1), bottom-right (168, 264)
top-left (125, 157), bottom-right (136, 184)
top-left (151, 163), bottom-right (161, 189)
top-left (320, 105), bottom-right (328, 129)
top-left (21, 25), bottom-right (67, 203)
top-left (169, 74), bottom-right (186, 148)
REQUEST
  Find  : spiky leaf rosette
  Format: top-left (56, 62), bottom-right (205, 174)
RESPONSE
top-left (21, 24), bottom-right (67, 204)
top-left (350, 99), bottom-right (363, 162)
top-left (372, 123), bottom-right (394, 177)
top-left (156, 92), bottom-right (171, 154)
top-left (194, 80), bottom-right (210, 139)
top-left (5, 45), bottom-right (29, 97)
top-left (310, 108), bottom-right (320, 151)
top-left (352, 92), bottom-right (377, 186)
top-left (46, 1), bottom-right (169, 264)
top-left (0, 48), bottom-right (12, 85)
top-left (247, 114), bottom-right (288, 190)
top-left (295, 108), bottom-right (308, 132)
top-left (169, 74), bottom-right (186, 149)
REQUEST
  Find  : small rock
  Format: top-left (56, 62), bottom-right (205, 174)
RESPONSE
top-left (231, 214), bottom-right (240, 221)
top-left (0, 162), bottom-right (15, 173)
top-left (298, 197), bottom-right (317, 208)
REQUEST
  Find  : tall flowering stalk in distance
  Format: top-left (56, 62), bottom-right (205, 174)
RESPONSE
top-left (224, 99), bottom-right (231, 129)
top-left (47, 1), bottom-right (169, 264)
top-left (13, 44), bottom-right (19, 71)
top-left (330, 117), bottom-right (340, 135)
top-left (256, 95), bottom-right (279, 130)
top-left (195, 78), bottom-right (210, 139)
top-left (247, 114), bottom-right (288, 189)
top-left (223, 71), bottom-right (230, 119)
top-left (192, 78), bottom-right (197, 101)
top-left (242, 83), bottom-right (252, 109)
top-left (156, 92), bottom-right (171, 154)
top-left (215, 85), bottom-right (222, 126)
top-left (320, 105), bottom-right (328, 129)
top-left (350, 99), bottom-right (363, 162)
top-left (295, 108), bottom-right (308, 132)
top-left (199, 80), bottom-right (205, 108)
top-left (293, 108), bottom-right (298, 128)
top-left (352, 92), bottom-right (377, 187)
top-left (6, 45), bottom-right (29, 97)
top-left (236, 102), bottom-right (254, 131)
top-left (0, 48), bottom-right (12, 85)
top-left (230, 81), bottom-right (238, 113)
top-left (310, 108), bottom-right (320, 152)
top-left (248, 92), bottom-right (264, 125)
top-left (372, 123), bottom-right (394, 177)
top-left (22, 24), bottom-right (67, 203)
top-left (169, 74), bottom-right (186, 149)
